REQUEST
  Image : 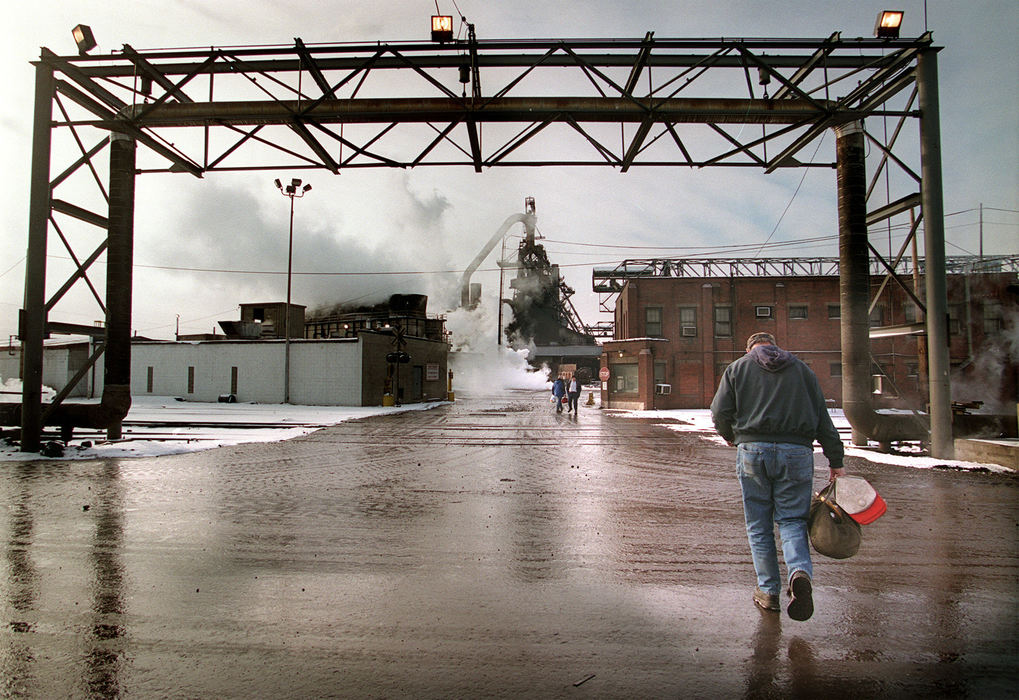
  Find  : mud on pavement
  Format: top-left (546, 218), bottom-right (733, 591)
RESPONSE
top-left (1, 390), bottom-right (1016, 697)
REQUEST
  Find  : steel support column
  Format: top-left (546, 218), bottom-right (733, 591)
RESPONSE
top-left (916, 48), bottom-right (953, 459)
top-left (20, 61), bottom-right (55, 452)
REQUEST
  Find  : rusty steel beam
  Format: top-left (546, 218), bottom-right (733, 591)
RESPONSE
top-left (122, 96), bottom-right (837, 127)
top-left (57, 36), bottom-right (935, 82)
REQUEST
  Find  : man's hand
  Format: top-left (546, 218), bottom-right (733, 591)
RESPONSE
top-left (829, 467), bottom-right (845, 481)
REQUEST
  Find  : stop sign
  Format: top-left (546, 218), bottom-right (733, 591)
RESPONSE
top-left (598, 367), bottom-right (610, 382)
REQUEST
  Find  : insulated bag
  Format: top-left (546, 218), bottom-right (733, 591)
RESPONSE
top-left (808, 481), bottom-right (862, 559)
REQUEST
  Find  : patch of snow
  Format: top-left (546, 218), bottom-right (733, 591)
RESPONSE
top-left (1, 395), bottom-right (446, 462)
top-left (612, 408), bottom-right (1014, 474)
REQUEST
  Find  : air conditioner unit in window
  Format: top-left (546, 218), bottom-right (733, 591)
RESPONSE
top-left (755, 306), bottom-right (772, 318)
top-left (681, 326), bottom-right (697, 337)
top-left (655, 383), bottom-right (672, 395)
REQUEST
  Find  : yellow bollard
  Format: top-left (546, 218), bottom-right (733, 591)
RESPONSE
top-left (585, 391), bottom-right (595, 406)
top-left (447, 369), bottom-right (455, 401)
top-left (382, 394), bottom-right (395, 406)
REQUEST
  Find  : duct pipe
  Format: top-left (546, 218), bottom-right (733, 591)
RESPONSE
top-left (460, 211), bottom-right (536, 309)
top-left (99, 132), bottom-right (136, 437)
top-left (836, 120), bottom-right (927, 444)
top-left (46, 133), bottom-right (135, 436)
top-left (916, 48), bottom-right (954, 458)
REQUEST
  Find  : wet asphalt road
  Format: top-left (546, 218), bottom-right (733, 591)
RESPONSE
top-left (1, 390), bottom-right (1017, 698)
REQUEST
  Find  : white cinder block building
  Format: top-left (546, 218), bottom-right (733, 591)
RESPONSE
top-left (2, 332), bottom-right (449, 407)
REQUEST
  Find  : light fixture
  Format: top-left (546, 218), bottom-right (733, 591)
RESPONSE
top-left (274, 176), bottom-right (312, 404)
top-left (431, 15), bottom-right (453, 42)
top-left (874, 10), bottom-right (904, 39)
top-left (72, 24), bottom-right (97, 54)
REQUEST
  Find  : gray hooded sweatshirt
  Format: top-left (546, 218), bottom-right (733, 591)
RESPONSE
top-left (710, 344), bottom-right (844, 468)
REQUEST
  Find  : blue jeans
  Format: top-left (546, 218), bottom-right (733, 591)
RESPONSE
top-left (737, 442), bottom-right (814, 595)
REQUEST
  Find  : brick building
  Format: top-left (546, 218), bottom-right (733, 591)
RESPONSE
top-left (597, 257), bottom-right (1018, 412)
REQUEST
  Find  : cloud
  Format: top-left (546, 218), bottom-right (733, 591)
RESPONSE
top-left (135, 171), bottom-right (468, 328)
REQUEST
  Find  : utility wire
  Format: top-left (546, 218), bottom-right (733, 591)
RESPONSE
top-left (753, 133), bottom-right (827, 256)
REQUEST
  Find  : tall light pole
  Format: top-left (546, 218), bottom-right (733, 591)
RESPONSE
top-left (275, 177), bottom-right (311, 404)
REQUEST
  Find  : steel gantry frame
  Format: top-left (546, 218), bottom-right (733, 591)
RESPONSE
top-left (593, 255), bottom-right (1019, 295)
top-left (14, 32), bottom-right (952, 454)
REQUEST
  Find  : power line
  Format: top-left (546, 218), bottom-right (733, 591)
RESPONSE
top-left (754, 133), bottom-right (827, 256)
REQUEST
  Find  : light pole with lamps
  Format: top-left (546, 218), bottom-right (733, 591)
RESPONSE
top-left (275, 177), bottom-right (311, 404)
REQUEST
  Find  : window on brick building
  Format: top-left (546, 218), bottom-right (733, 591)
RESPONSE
top-left (714, 306), bottom-right (732, 337)
top-left (679, 307), bottom-right (697, 337)
top-left (610, 363), bottom-right (639, 393)
top-left (903, 302), bottom-right (918, 324)
top-left (948, 304), bottom-right (963, 335)
top-left (789, 304), bottom-right (808, 320)
top-left (827, 304), bottom-right (840, 319)
top-left (645, 306), bottom-right (663, 337)
top-left (755, 305), bottom-right (773, 319)
top-left (983, 301), bottom-right (1003, 334)
top-left (869, 305), bottom-right (885, 328)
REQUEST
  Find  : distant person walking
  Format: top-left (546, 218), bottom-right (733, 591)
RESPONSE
top-left (551, 376), bottom-right (566, 413)
top-left (566, 375), bottom-right (581, 414)
top-left (710, 332), bottom-right (845, 621)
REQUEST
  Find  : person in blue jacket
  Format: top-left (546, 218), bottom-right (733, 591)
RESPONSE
top-left (551, 376), bottom-right (566, 413)
top-left (711, 332), bottom-right (845, 622)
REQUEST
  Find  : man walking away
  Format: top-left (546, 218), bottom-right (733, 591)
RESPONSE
top-left (710, 332), bottom-right (845, 621)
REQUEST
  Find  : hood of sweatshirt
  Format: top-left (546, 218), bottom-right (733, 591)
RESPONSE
top-left (748, 344), bottom-right (797, 372)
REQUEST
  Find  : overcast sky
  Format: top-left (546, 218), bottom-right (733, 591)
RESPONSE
top-left (1, 0), bottom-right (1016, 344)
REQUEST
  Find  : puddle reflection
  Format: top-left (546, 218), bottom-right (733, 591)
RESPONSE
top-left (83, 461), bottom-right (127, 696)
top-left (0, 460), bottom-right (128, 696)
top-left (744, 610), bottom-right (782, 698)
top-left (1, 466), bottom-right (40, 695)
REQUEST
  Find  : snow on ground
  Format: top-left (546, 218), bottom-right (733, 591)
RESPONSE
top-left (2, 389), bottom-right (1012, 474)
top-left (0, 395), bottom-right (446, 462)
top-left (609, 408), bottom-right (1015, 475)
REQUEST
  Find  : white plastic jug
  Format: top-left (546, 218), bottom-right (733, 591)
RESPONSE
top-left (833, 476), bottom-right (887, 524)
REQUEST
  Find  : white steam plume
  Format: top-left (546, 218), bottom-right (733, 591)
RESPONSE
top-left (445, 304), bottom-right (549, 396)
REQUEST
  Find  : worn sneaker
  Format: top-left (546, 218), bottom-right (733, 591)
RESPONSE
top-left (787, 571), bottom-right (814, 621)
top-left (753, 588), bottom-right (780, 612)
